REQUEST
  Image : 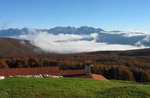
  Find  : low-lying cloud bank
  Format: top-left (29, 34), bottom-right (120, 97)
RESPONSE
top-left (18, 31), bottom-right (146, 54)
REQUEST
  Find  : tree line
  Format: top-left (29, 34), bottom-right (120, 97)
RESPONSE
top-left (0, 54), bottom-right (150, 83)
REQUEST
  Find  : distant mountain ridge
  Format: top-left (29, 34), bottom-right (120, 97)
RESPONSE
top-left (0, 26), bottom-right (104, 36)
top-left (0, 26), bottom-right (150, 47)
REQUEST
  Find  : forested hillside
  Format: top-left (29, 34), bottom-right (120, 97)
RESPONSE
top-left (0, 52), bottom-right (150, 82)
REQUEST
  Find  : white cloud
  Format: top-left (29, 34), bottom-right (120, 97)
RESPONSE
top-left (108, 31), bottom-right (147, 37)
top-left (17, 31), bottom-right (146, 54)
top-left (135, 35), bottom-right (150, 46)
top-left (142, 35), bottom-right (150, 42)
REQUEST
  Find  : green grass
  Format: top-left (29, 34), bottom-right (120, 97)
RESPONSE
top-left (0, 77), bottom-right (150, 98)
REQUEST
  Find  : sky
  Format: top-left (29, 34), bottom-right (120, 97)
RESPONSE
top-left (0, 0), bottom-right (150, 33)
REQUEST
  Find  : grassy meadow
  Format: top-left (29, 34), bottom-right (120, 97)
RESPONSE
top-left (0, 77), bottom-right (149, 98)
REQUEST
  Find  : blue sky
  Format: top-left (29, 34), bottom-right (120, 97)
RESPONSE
top-left (0, 0), bottom-right (150, 32)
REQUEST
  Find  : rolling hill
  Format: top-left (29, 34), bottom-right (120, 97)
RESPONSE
top-left (0, 77), bottom-right (149, 98)
top-left (0, 38), bottom-right (43, 57)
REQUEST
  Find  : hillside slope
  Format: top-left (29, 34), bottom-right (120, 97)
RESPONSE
top-left (118, 48), bottom-right (150, 56)
top-left (0, 77), bottom-right (149, 98)
top-left (0, 38), bottom-right (43, 57)
top-left (88, 48), bottom-right (150, 56)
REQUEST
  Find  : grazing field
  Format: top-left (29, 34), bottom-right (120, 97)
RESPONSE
top-left (0, 77), bottom-right (150, 98)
